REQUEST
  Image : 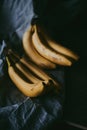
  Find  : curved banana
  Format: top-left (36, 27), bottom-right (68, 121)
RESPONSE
top-left (32, 25), bottom-right (72, 66)
top-left (8, 49), bottom-right (50, 81)
top-left (46, 40), bottom-right (79, 61)
top-left (22, 26), bottom-right (56, 69)
top-left (37, 25), bottom-right (79, 61)
top-left (8, 49), bottom-right (60, 91)
top-left (8, 51), bottom-right (40, 83)
top-left (14, 62), bottom-right (41, 83)
top-left (20, 57), bottom-right (60, 89)
top-left (6, 57), bottom-right (48, 97)
top-left (21, 56), bottom-right (51, 81)
top-left (8, 52), bottom-right (50, 84)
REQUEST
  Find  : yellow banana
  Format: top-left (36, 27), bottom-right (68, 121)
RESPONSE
top-left (32, 25), bottom-right (72, 66)
top-left (7, 52), bottom-right (50, 84)
top-left (6, 57), bottom-right (50, 97)
top-left (8, 49), bottom-right (50, 81)
top-left (20, 57), bottom-right (60, 89)
top-left (37, 25), bottom-right (79, 61)
top-left (8, 49), bottom-right (60, 91)
top-left (22, 26), bottom-right (56, 69)
top-left (46, 40), bottom-right (79, 61)
top-left (14, 62), bottom-right (41, 83)
top-left (21, 56), bottom-right (51, 81)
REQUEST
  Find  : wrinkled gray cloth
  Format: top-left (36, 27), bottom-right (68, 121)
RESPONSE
top-left (0, 0), bottom-right (64, 130)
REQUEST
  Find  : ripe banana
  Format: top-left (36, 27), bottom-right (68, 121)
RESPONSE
top-left (20, 57), bottom-right (60, 89)
top-left (6, 57), bottom-right (51, 97)
top-left (22, 26), bottom-right (56, 69)
top-left (8, 49), bottom-right (49, 80)
top-left (37, 25), bottom-right (79, 61)
top-left (8, 49), bottom-right (60, 91)
top-left (7, 52), bottom-right (51, 84)
top-left (14, 62), bottom-right (41, 83)
top-left (32, 25), bottom-right (72, 66)
top-left (46, 40), bottom-right (79, 61)
top-left (21, 56), bottom-right (52, 81)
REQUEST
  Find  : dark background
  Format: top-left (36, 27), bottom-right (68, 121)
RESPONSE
top-left (33, 0), bottom-right (87, 127)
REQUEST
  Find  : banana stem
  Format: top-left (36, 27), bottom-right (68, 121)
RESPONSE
top-left (8, 49), bottom-right (20, 60)
top-left (6, 56), bottom-right (11, 67)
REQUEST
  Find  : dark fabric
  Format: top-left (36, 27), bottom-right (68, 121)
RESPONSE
top-left (0, 0), bottom-right (64, 130)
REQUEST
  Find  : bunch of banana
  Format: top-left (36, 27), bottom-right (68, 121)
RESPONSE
top-left (6, 49), bottom-right (60, 97)
top-left (35, 25), bottom-right (79, 61)
top-left (22, 26), bottom-right (56, 69)
top-left (23, 24), bottom-right (79, 68)
top-left (6, 24), bottom-right (79, 97)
